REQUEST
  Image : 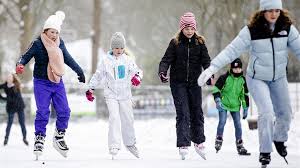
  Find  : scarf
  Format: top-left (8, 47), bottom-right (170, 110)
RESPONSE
top-left (41, 33), bottom-right (65, 83)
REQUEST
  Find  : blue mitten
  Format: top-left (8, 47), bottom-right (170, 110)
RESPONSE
top-left (243, 107), bottom-right (248, 119)
top-left (214, 97), bottom-right (224, 111)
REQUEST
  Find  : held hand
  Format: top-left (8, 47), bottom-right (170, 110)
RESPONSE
top-left (243, 107), bottom-right (248, 119)
top-left (16, 64), bottom-right (25, 74)
top-left (85, 89), bottom-right (95, 102)
top-left (198, 66), bottom-right (218, 86)
top-left (214, 97), bottom-right (224, 111)
top-left (159, 72), bottom-right (169, 83)
top-left (78, 73), bottom-right (85, 83)
top-left (131, 74), bottom-right (141, 86)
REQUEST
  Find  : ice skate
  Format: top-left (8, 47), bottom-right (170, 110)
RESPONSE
top-left (34, 134), bottom-right (45, 161)
top-left (259, 153), bottom-right (271, 168)
top-left (126, 145), bottom-right (140, 158)
top-left (109, 148), bottom-right (119, 160)
top-left (215, 136), bottom-right (223, 153)
top-left (274, 141), bottom-right (288, 164)
top-left (53, 129), bottom-right (69, 158)
top-left (236, 139), bottom-right (251, 155)
top-left (179, 146), bottom-right (188, 160)
top-left (23, 138), bottom-right (29, 146)
top-left (3, 137), bottom-right (8, 146)
top-left (194, 143), bottom-right (206, 160)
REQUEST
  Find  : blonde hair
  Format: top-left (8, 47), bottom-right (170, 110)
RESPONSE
top-left (173, 30), bottom-right (205, 45)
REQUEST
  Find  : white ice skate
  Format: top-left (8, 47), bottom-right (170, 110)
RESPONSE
top-left (34, 134), bottom-right (45, 161)
top-left (179, 146), bottom-right (189, 160)
top-left (126, 145), bottom-right (140, 158)
top-left (194, 143), bottom-right (206, 160)
top-left (53, 129), bottom-right (69, 158)
top-left (109, 148), bottom-right (119, 160)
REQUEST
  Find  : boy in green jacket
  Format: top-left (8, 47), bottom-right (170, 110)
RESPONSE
top-left (212, 58), bottom-right (250, 155)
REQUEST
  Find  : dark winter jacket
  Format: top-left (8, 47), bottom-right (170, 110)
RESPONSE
top-left (159, 33), bottom-right (211, 84)
top-left (0, 83), bottom-right (25, 113)
top-left (212, 71), bottom-right (249, 112)
top-left (18, 36), bottom-right (84, 81)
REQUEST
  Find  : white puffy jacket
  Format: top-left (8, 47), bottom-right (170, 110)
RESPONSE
top-left (88, 52), bottom-right (143, 100)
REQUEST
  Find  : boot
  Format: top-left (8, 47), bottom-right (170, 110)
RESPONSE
top-left (215, 136), bottom-right (223, 153)
top-left (23, 138), bottom-right (29, 146)
top-left (3, 137), bottom-right (8, 146)
top-left (34, 134), bottom-right (45, 159)
top-left (274, 141), bottom-right (288, 164)
top-left (194, 143), bottom-right (206, 160)
top-left (236, 139), bottom-right (250, 155)
top-left (126, 145), bottom-right (140, 158)
top-left (109, 148), bottom-right (120, 160)
top-left (53, 128), bottom-right (69, 158)
top-left (179, 146), bottom-right (188, 160)
top-left (259, 153), bottom-right (271, 167)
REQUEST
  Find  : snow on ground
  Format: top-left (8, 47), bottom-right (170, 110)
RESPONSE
top-left (0, 115), bottom-right (299, 168)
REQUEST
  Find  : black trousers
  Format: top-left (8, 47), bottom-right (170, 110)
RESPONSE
top-left (5, 111), bottom-right (27, 140)
top-left (170, 82), bottom-right (205, 147)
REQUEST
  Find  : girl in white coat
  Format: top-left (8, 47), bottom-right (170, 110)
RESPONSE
top-left (86, 32), bottom-right (142, 159)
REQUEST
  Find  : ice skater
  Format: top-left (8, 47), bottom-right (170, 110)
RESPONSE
top-left (86, 32), bottom-right (142, 159)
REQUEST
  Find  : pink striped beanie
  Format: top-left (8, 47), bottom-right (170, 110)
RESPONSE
top-left (179, 12), bottom-right (197, 31)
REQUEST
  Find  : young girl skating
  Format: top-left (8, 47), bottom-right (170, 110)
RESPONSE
top-left (86, 32), bottom-right (142, 159)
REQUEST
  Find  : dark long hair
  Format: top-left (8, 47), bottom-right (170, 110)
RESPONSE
top-left (248, 9), bottom-right (294, 30)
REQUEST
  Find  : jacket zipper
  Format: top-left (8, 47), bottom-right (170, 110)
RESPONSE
top-left (187, 39), bottom-right (191, 82)
top-left (270, 37), bottom-right (275, 81)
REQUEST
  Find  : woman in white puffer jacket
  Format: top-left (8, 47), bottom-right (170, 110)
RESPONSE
top-left (198, 0), bottom-right (300, 166)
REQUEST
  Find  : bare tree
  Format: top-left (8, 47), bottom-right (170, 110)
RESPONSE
top-left (0, 0), bottom-right (63, 82)
top-left (91, 0), bottom-right (101, 74)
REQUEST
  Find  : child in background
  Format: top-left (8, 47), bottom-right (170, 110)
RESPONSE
top-left (212, 58), bottom-right (250, 155)
top-left (86, 32), bottom-right (143, 159)
top-left (0, 73), bottom-right (28, 146)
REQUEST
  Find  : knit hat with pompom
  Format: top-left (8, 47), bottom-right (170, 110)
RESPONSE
top-left (43, 11), bottom-right (65, 33)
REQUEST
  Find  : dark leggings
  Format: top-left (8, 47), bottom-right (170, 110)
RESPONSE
top-left (5, 111), bottom-right (27, 140)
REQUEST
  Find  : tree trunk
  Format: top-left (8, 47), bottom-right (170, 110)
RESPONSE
top-left (91, 0), bottom-right (101, 74)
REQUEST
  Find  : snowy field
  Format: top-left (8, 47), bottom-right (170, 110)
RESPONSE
top-left (0, 113), bottom-right (299, 168)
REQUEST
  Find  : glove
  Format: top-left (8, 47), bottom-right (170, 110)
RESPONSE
top-left (243, 107), bottom-right (248, 119)
top-left (78, 73), bottom-right (85, 83)
top-left (159, 72), bottom-right (169, 83)
top-left (198, 66), bottom-right (218, 86)
top-left (16, 64), bottom-right (25, 74)
top-left (85, 89), bottom-right (95, 102)
top-left (215, 97), bottom-right (224, 111)
top-left (131, 74), bottom-right (141, 86)
top-left (206, 74), bottom-right (214, 86)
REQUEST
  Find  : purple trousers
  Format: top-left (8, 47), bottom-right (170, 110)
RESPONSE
top-left (34, 78), bottom-right (71, 136)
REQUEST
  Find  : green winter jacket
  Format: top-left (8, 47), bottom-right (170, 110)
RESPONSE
top-left (212, 71), bottom-right (249, 112)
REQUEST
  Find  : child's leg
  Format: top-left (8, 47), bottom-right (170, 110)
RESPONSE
top-left (230, 111), bottom-right (242, 140)
top-left (17, 111), bottom-right (27, 140)
top-left (5, 112), bottom-right (15, 140)
top-left (34, 79), bottom-right (52, 136)
top-left (188, 84), bottom-right (205, 144)
top-left (216, 109), bottom-right (227, 137)
top-left (52, 81), bottom-right (71, 131)
top-left (119, 99), bottom-right (136, 146)
top-left (170, 83), bottom-right (191, 147)
top-left (106, 98), bottom-right (122, 149)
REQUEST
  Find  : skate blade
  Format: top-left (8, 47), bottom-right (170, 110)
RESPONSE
top-left (196, 151), bottom-right (206, 160)
top-left (181, 155), bottom-right (185, 160)
top-left (34, 151), bottom-right (42, 161)
top-left (238, 153), bottom-right (251, 156)
top-left (283, 157), bottom-right (288, 164)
